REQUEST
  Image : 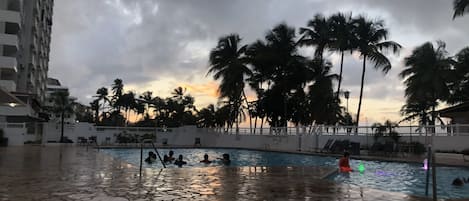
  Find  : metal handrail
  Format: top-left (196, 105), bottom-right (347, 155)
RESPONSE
top-left (139, 139), bottom-right (166, 177)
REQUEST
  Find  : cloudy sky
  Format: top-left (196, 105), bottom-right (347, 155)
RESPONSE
top-left (48, 0), bottom-right (469, 124)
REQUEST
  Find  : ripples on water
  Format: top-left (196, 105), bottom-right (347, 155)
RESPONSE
top-left (102, 148), bottom-right (469, 199)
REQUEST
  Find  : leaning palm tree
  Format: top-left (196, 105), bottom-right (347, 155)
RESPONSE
top-left (111, 79), bottom-right (124, 112)
top-left (299, 14), bottom-right (332, 62)
top-left (400, 41), bottom-right (453, 126)
top-left (353, 16), bottom-right (401, 125)
top-left (453, 0), bottom-right (469, 19)
top-left (208, 34), bottom-right (252, 131)
top-left (329, 12), bottom-right (356, 98)
top-left (49, 91), bottom-right (74, 142)
top-left (94, 87), bottom-right (110, 123)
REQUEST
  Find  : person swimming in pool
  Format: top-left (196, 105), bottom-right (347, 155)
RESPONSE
top-left (219, 153), bottom-right (231, 165)
top-left (200, 153), bottom-right (212, 164)
top-left (174, 154), bottom-right (187, 167)
top-left (339, 152), bottom-right (352, 172)
top-left (167, 150), bottom-right (175, 161)
top-left (452, 178), bottom-right (464, 186)
top-left (144, 151), bottom-right (156, 163)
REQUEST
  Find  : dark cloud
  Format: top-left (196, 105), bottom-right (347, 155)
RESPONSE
top-left (48, 0), bottom-right (469, 113)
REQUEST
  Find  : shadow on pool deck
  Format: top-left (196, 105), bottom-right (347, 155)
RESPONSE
top-left (0, 146), bottom-right (462, 201)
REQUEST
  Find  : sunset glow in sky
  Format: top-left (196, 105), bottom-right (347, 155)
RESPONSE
top-left (49, 0), bottom-right (469, 124)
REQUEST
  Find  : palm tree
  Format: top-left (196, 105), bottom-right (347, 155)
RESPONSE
top-left (453, 0), bottom-right (469, 19)
top-left (449, 47), bottom-right (469, 103)
top-left (256, 23), bottom-right (309, 127)
top-left (197, 104), bottom-right (217, 128)
top-left (111, 78), bottom-right (124, 112)
top-left (353, 16), bottom-right (401, 125)
top-left (299, 14), bottom-right (333, 62)
top-left (171, 87), bottom-right (186, 103)
top-left (120, 92), bottom-right (137, 126)
top-left (307, 59), bottom-right (341, 125)
top-left (94, 87), bottom-right (110, 123)
top-left (208, 34), bottom-right (252, 131)
top-left (139, 91), bottom-right (153, 117)
top-left (329, 12), bottom-right (356, 98)
top-left (90, 100), bottom-right (100, 124)
top-left (400, 41), bottom-right (453, 126)
top-left (49, 91), bottom-right (74, 142)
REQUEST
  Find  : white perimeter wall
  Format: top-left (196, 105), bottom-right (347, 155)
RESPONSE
top-left (0, 123), bottom-right (27, 145)
top-left (34, 122), bottom-right (469, 152)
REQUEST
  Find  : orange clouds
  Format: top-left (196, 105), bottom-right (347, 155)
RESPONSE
top-left (178, 81), bottom-right (220, 98)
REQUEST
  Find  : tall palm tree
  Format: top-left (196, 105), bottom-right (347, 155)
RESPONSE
top-left (49, 91), bottom-right (74, 142)
top-left (400, 41), bottom-right (453, 125)
top-left (208, 34), bottom-right (252, 131)
top-left (299, 14), bottom-right (333, 62)
top-left (120, 91), bottom-right (137, 126)
top-left (139, 91), bottom-right (153, 117)
top-left (111, 78), bottom-right (124, 112)
top-left (260, 23), bottom-right (309, 127)
top-left (90, 100), bottom-right (100, 124)
top-left (453, 0), bottom-right (469, 19)
top-left (197, 104), bottom-right (217, 128)
top-left (307, 59), bottom-right (341, 125)
top-left (94, 87), bottom-right (109, 123)
top-left (449, 47), bottom-right (469, 103)
top-left (171, 87), bottom-right (186, 103)
top-left (329, 12), bottom-right (356, 98)
top-left (353, 16), bottom-right (401, 125)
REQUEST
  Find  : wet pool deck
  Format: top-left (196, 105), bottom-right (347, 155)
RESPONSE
top-left (0, 146), bottom-right (465, 201)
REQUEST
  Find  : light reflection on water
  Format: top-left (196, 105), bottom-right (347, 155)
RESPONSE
top-left (103, 148), bottom-right (469, 199)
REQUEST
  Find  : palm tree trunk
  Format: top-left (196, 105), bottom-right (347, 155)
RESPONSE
top-left (336, 51), bottom-right (345, 99)
top-left (254, 116), bottom-right (258, 134)
top-left (60, 110), bottom-right (65, 143)
top-left (260, 117), bottom-right (264, 135)
top-left (242, 91), bottom-right (252, 133)
top-left (356, 55), bottom-right (367, 127)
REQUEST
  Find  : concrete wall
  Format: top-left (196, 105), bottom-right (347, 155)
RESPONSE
top-left (0, 123), bottom-right (26, 145)
top-left (10, 122), bottom-right (469, 152)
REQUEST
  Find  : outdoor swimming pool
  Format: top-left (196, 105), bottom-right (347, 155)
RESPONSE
top-left (101, 148), bottom-right (469, 199)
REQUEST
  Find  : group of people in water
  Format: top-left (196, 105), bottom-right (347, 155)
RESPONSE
top-left (339, 151), bottom-right (467, 188)
top-left (145, 150), bottom-right (231, 167)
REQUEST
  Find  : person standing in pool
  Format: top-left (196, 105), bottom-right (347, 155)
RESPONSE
top-left (168, 150), bottom-right (175, 161)
top-left (144, 151), bottom-right (156, 163)
top-left (200, 153), bottom-right (212, 164)
top-left (452, 178), bottom-right (464, 186)
top-left (339, 152), bottom-right (352, 172)
top-left (220, 153), bottom-right (231, 165)
top-left (174, 154), bottom-right (187, 167)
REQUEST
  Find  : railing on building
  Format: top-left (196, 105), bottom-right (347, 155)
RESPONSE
top-left (211, 124), bottom-right (469, 137)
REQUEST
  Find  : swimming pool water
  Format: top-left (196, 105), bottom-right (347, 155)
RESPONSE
top-left (101, 148), bottom-right (469, 199)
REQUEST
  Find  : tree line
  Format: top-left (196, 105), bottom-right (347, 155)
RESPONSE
top-left (48, 1), bottom-right (469, 133)
top-left (206, 13), bottom-right (400, 132)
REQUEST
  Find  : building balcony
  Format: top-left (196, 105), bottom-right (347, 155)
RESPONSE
top-left (0, 80), bottom-right (16, 92)
top-left (0, 33), bottom-right (18, 49)
top-left (0, 10), bottom-right (21, 25)
top-left (0, 56), bottom-right (17, 72)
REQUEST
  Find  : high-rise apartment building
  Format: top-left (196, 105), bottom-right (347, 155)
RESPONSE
top-left (0, 0), bottom-right (21, 93)
top-left (16, 0), bottom-right (53, 104)
top-left (0, 0), bottom-right (53, 123)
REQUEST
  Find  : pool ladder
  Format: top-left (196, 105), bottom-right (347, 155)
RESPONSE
top-left (139, 139), bottom-right (166, 177)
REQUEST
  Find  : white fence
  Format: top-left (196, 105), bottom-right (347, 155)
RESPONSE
top-left (2, 122), bottom-right (469, 151)
top-left (217, 124), bottom-right (469, 137)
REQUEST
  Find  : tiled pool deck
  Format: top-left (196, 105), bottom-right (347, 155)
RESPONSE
top-left (0, 146), bottom-right (464, 201)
